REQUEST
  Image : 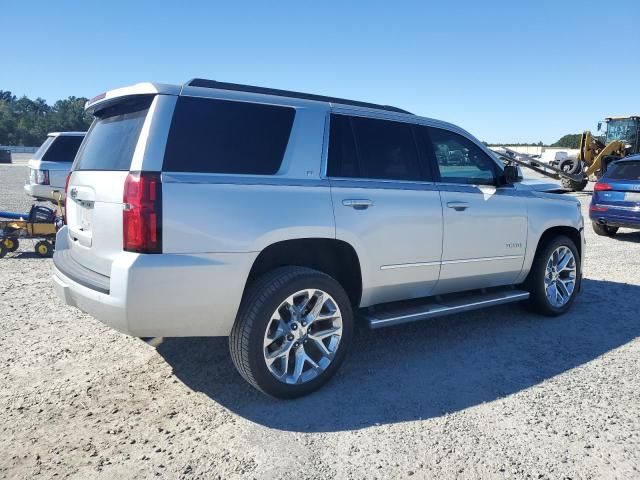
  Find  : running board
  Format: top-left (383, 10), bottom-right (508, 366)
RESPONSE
top-left (362, 288), bottom-right (530, 329)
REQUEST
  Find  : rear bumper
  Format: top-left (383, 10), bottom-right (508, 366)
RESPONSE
top-left (24, 183), bottom-right (65, 202)
top-left (589, 207), bottom-right (640, 230)
top-left (52, 226), bottom-right (258, 337)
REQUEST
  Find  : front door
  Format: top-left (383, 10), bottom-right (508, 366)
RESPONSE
top-left (421, 125), bottom-right (528, 294)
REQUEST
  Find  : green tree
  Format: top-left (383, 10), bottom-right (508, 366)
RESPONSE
top-left (552, 134), bottom-right (581, 149)
top-left (0, 92), bottom-right (92, 146)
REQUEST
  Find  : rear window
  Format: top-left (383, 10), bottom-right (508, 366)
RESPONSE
top-left (75, 96), bottom-right (153, 171)
top-left (42, 135), bottom-right (84, 162)
top-left (606, 161), bottom-right (640, 180)
top-left (163, 96), bottom-right (295, 175)
top-left (34, 136), bottom-right (55, 159)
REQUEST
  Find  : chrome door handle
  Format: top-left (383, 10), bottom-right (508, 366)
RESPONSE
top-left (342, 199), bottom-right (373, 210)
top-left (447, 201), bottom-right (470, 211)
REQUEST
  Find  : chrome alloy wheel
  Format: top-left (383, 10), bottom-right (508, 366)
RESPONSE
top-left (263, 289), bottom-right (343, 385)
top-left (544, 246), bottom-right (577, 308)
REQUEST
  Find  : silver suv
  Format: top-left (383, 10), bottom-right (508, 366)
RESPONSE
top-left (53, 79), bottom-right (584, 398)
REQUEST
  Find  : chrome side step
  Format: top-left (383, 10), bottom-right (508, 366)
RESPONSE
top-left (362, 288), bottom-right (530, 329)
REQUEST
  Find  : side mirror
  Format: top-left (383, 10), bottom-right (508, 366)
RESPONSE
top-left (502, 165), bottom-right (520, 185)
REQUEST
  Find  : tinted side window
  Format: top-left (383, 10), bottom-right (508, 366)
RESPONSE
top-left (327, 115), bottom-right (358, 177)
top-left (163, 97), bottom-right (295, 175)
top-left (328, 114), bottom-right (422, 181)
top-left (426, 127), bottom-right (497, 185)
top-left (42, 136), bottom-right (84, 162)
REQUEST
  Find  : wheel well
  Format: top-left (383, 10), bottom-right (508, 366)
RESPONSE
top-left (246, 239), bottom-right (363, 306)
top-left (536, 226), bottom-right (582, 259)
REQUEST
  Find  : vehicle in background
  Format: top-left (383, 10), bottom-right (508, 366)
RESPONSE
top-left (589, 155), bottom-right (640, 236)
top-left (542, 150), bottom-right (569, 166)
top-left (0, 148), bottom-right (11, 164)
top-left (25, 132), bottom-right (85, 202)
top-left (52, 80), bottom-right (584, 398)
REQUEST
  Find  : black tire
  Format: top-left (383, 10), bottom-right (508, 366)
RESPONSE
top-left (0, 244), bottom-right (6, 259)
top-left (591, 222), bottom-right (618, 237)
top-left (558, 159), bottom-right (588, 191)
top-left (524, 235), bottom-right (581, 316)
top-left (560, 175), bottom-right (588, 191)
top-left (3, 237), bottom-right (19, 252)
top-left (230, 266), bottom-right (354, 399)
top-left (34, 240), bottom-right (53, 258)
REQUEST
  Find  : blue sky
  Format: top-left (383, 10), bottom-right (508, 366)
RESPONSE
top-left (4, 0), bottom-right (639, 144)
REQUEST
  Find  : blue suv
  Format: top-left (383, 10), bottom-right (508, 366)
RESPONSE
top-left (590, 155), bottom-right (640, 236)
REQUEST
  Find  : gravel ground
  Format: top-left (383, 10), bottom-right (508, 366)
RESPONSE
top-left (1, 163), bottom-right (639, 479)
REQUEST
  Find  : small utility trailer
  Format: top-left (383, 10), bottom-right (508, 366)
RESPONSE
top-left (0, 205), bottom-right (61, 258)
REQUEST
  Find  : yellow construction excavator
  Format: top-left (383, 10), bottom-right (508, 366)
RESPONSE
top-left (557, 116), bottom-right (639, 191)
top-left (494, 116), bottom-right (640, 192)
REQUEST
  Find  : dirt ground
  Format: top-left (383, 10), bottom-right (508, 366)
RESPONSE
top-left (1, 162), bottom-right (639, 479)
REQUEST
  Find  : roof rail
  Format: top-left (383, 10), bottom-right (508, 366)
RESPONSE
top-left (185, 78), bottom-right (413, 115)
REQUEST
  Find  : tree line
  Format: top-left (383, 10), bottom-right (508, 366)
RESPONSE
top-left (486, 135), bottom-right (582, 149)
top-left (0, 91), bottom-right (92, 146)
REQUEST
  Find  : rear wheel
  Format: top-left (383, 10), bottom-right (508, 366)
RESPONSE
top-left (230, 266), bottom-right (353, 398)
top-left (0, 244), bottom-right (6, 259)
top-left (34, 240), bottom-right (53, 258)
top-left (2, 237), bottom-right (19, 252)
top-left (591, 222), bottom-right (618, 237)
top-left (525, 235), bottom-right (580, 316)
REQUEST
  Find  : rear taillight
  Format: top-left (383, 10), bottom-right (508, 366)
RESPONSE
top-left (63, 172), bottom-right (71, 225)
top-left (35, 169), bottom-right (50, 185)
top-left (594, 182), bottom-right (612, 191)
top-left (590, 204), bottom-right (608, 212)
top-left (123, 171), bottom-right (162, 254)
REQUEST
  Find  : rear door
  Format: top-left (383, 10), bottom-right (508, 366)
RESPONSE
top-left (328, 113), bottom-right (443, 307)
top-left (421, 125), bottom-right (528, 294)
top-left (66, 95), bottom-right (167, 276)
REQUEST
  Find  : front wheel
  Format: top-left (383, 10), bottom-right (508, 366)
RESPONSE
top-left (525, 235), bottom-right (580, 316)
top-left (230, 267), bottom-right (353, 398)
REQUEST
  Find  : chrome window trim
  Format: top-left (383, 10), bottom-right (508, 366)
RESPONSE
top-left (161, 171), bottom-right (329, 188)
top-left (328, 177), bottom-right (439, 191)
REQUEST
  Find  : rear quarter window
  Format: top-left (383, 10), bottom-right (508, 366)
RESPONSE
top-left (163, 96), bottom-right (295, 175)
top-left (42, 135), bottom-right (84, 162)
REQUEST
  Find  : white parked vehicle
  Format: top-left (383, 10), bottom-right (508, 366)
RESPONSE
top-left (53, 80), bottom-right (584, 398)
top-left (540, 150), bottom-right (569, 165)
top-left (25, 132), bottom-right (85, 202)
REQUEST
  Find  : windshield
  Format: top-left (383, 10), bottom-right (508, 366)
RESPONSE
top-left (42, 135), bottom-right (84, 162)
top-left (606, 119), bottom-right (639, 146)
